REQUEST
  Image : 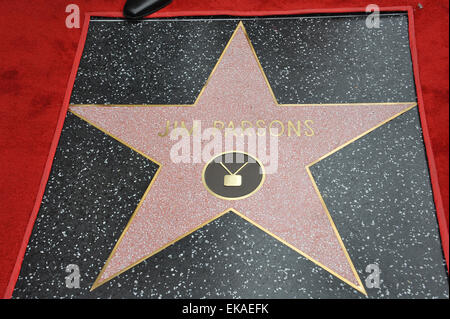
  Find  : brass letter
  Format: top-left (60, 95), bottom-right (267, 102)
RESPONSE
top-left (158, 120), bottom-right (170, 137)
top-left (304, 120), bottom-right (315, 136)
top-left (256, 120), bottom-right (266, 136)
top-left (181, 121), bottom-right (195, 135)
top-left (240, 120), bottom-right (253, 136)
top-left (269, 120), bottom-right (285, 137)
top-left (287, 120), bottom-right (301, 137)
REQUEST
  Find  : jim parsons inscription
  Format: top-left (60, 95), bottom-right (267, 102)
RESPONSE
top-left (158, 119), bottom-right (315, 137)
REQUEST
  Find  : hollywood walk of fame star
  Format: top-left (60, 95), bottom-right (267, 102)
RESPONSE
top-left (70, 22), bottom-right (416, 294)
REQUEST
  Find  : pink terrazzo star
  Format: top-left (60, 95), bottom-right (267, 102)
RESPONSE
top-left (70, 22), bottom-right (415, 293)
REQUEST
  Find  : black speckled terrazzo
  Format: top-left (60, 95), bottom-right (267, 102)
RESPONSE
top-left (70, 19), bottom-right (238, 105)
top-left (243, 14), bottom-right (416, 104)
top-left (71, 14), bottom-right (415, 105)
top-left (90, 212), bottom-right (364, 299)
top-left (309, 107), bottom-right (449, 299)
top-left (16, 210), bottom-right (364, 299)
top-left (13, 112), bottom-right (159, 298)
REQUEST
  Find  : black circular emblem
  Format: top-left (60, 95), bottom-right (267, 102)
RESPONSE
top-left (202, 151), bottom-right (265, 200)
